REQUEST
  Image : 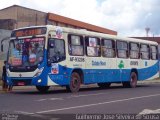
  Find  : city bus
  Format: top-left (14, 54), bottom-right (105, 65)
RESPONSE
top-left (5, 25), bottom-right (159, 93)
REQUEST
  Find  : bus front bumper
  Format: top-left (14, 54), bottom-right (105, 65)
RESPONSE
top-left (7, 77), bottom-right (46, 86)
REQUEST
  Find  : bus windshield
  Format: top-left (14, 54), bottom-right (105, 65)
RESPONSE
top-left (8, 37), bottom-right (44, 69)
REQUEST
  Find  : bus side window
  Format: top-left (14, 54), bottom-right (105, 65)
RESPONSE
top-left (85, 37), bottom-right (101, 57)
top-left (140, 44), bottom-right (150, 60)
top-left (129, 42), bottom-right (139, 59)
top-left (68, 34), bottom-right (84, 56)
top-left (150, 45), bottom-right (158, 60)
top-left (117, 41), bottom-right (128, 58)
top-left (101, 39), bottom-right (115, 58)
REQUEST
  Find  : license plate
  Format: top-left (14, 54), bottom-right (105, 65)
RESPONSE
top-left (18, 82), bottom-right (25, 86)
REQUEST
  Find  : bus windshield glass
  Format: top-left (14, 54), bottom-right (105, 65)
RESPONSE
top-left (8, 37), bottom-right (44, 68)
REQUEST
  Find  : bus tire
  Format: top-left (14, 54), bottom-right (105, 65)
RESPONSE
top-left (97, 83), bottom-right (111, 88)
top-left (123, 72), bottom-right (137, 88)
top-left (36, 86), bottom-right (50, 93)
top-left (66, 72), bottom-right (81, 93)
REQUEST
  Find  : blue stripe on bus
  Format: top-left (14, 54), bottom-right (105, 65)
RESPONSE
top-left (138, 61), bottom-right (159, 80)
top-left (47, 61), bottom-right (159, 85)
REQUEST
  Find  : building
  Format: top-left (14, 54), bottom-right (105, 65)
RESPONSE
top-left (0, 5), bottom-right (117, 35)
top-left (47, 13), bottom-right (117, 35)
top-left (0, 5), bottom-right (46, 30)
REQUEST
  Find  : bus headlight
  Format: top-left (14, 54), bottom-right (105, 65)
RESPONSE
top-left (38, 79), bottom-right (42, 83)
top-left (34, 67), bottom-right (44, 77)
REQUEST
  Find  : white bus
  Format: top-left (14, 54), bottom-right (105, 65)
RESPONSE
top-left (5, 25), bottom-right (159, 92)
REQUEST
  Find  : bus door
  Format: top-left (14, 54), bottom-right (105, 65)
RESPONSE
top-left (85, 57), bottom-right (103, 83)
top-left (47, 37), bottom-right (66, 85)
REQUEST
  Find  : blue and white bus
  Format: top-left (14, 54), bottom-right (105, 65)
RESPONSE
top-left (5, 25), bottom-right (159, 92)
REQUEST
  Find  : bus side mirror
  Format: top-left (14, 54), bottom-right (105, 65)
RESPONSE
top-left (1, 44), bottom-right (3, 52)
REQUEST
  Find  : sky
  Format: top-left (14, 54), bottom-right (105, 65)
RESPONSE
top-left (0, 0), bottom-right (160, 37)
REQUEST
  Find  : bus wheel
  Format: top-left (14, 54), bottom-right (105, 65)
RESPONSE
top-left (123, 72), bottom-right (137, 88)
top-left (97, 83), bottom-right (111, 88)
top-left (66, 72), bottom-right (81, 93)
top-left (36, 86), bottom-right (50, 93)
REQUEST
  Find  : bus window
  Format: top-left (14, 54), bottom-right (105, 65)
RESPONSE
top-left (117, 41), bottom-right (128, 58)
top-left (140, 44), bottom-right (150, 60)
top-left (150, 45), bottom-right (158, 60)
top-left (48, 38), bottom-right (65, 64)
top-left (68, 34), bottom-right (84, 56)
top-left (86, 37), bottom-right (100, 57)
top-left (101, 39), bottom-right (115, 58)
top-left (129, 42), bottom-right (139, 59)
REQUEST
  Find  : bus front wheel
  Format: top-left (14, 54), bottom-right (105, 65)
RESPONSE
top-left (66, 72), bottom-right (81, 93)
top-left (123, 72), bottom-right (137, 88)
top-left (36, 86), bottom-right (50, 93)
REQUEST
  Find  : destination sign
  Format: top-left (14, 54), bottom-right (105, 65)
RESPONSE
top-left (11, 27), bottom-right (47, 37)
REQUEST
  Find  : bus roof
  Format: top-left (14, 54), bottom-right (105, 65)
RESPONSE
top-left (13, 25), bottom-right (158, 45)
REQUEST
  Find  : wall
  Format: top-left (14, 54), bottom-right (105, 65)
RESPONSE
top-left (0, 29), bottom-right (11, 79)
top-left (0, 5), bottom-right (47, 29)
top-left (0, 29), bottom-right (11, 53)
top-left (16, 6), bottom-right (46, 28)
top-left (0, 6), bottom-right (17, 20)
